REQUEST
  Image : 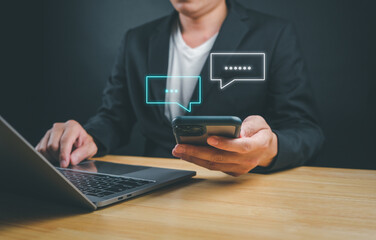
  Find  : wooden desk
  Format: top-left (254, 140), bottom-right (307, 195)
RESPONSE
top-left (1, 155), bottom-right (376, 240)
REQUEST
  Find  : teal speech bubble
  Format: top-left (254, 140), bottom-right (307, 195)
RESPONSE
top-left (145, 76), bottom-right (201, 112)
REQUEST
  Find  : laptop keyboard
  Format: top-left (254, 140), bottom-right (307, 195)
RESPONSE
top-left (58, 168), bottom-right (153, 198)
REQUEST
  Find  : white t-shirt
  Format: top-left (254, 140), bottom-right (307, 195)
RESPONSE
top-left (164, 22), bottom-right (218, 121)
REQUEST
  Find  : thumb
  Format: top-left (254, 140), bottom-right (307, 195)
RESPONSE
top-left (240, 115), bottom-right (268, 137)
top-left (70, 142), bottom-right (97, 165)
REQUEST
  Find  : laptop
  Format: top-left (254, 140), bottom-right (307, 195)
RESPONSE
top-left (0, 116), bottom-right (196, 211)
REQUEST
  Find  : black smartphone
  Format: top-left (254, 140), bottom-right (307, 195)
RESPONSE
top-left (172, 116), bottom-right (242, 145)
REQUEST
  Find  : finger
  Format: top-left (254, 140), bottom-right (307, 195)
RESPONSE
top-left (70, 142), bottom-right (97, 166)
top-left (59, 125), bottom-right (81, 167)
top-left (172, 144), bottom-right (242, 164)
top-left (47, 124), bottom-right (64, 160)
top-left (74, 136), bottom-right (83, 148)
top-left (36, 130), bottom-right (51, 153)
top-left (176, 153), bottom-right (242, 173)
top-left (36, 130), bottom-right (55, 162)
top-left (206, 135), bottom-right (255, 153)
top-left (240, 115), bottom-right (269, 137)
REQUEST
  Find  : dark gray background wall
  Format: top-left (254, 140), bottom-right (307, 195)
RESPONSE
top-left (1, 0), bottom-right (375, 169)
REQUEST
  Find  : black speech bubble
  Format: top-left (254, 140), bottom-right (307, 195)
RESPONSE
top-left (210, 53), bottom-right (265, 89)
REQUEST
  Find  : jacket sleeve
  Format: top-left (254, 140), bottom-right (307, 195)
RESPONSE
top-left (253, 23), bottom-right (325, 173)
top-left (84, 31), bottom-right (136, 156)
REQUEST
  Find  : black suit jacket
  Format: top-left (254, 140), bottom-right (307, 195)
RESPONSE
top-left (84, 0), bottom-right (324, 173)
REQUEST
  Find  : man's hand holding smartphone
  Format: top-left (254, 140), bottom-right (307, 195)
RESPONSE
top-left (172, 115), bottom-right (278, 177)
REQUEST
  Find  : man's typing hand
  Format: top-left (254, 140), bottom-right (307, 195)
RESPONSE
top-left (172, 115), bottom-right (278, 177)
top-left (36, 120), bottom-right (98, 168)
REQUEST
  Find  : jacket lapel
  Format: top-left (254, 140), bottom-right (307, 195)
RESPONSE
top-left (147, 12), bottom-right (177, 123)
top-left (187, 1), bottom-right (250, 115)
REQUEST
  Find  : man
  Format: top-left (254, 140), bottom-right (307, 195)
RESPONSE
top-left (36, 0), bottom-right (324, 176)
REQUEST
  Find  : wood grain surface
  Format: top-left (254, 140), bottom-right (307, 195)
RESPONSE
top-left (1, 155), bottom-right (375, 240)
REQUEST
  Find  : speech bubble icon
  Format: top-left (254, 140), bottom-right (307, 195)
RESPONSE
top-left (145, 76), bottom-right (201, 112)
top-left (210, 52), bottom-right (266, 89)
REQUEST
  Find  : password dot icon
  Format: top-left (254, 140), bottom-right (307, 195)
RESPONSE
top-left (224, 66), bottom-right (252, 71)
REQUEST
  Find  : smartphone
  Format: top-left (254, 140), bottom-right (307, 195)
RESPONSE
top-left (172, 116), bottom-right (242, 145)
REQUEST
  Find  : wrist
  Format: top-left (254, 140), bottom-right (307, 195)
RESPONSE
top-left (258, 132), bottom-right (278, 167)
